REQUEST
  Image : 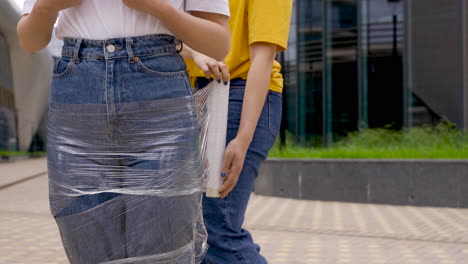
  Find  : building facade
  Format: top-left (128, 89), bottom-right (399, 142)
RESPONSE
top-left (280, 0), bottom-right (468, 145)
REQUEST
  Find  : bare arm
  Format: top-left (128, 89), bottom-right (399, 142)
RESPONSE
top-left (17, 0), bottom-right (82, 54)
top-left (178, 44), bottom-right (195, 60)
top-left (124, 0), bottom-right (230, 61)
top-left (219, 42), bottom-right (277, 198)
top-left (236, 43), bottom-right (277, 146)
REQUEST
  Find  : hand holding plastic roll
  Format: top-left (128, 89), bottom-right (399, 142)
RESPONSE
top-left (194, 81), bottom-right (230, 198)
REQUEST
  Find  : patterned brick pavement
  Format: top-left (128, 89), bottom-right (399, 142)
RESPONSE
top-left (1, 159), bottom-right (468, 264)
top-left (244, 196), bottom-right (468, 264)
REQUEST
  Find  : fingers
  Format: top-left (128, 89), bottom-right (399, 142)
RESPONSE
top-left (219, 151), bottom-right (242, 198)
top-left (219, 165), bottom-right (241, 198)
top-left (219, 63), bottom-right (230, 83)
top-left (200, 64), bottom-right (212, 79)
top-left (218, 148), bottom-right (234, 197)
top-left (220, 148), bottom-right (234, 180)
top-left (208, 61), bottom-right (223, 83)
top-left (199, 60), bottom-right (229, 83)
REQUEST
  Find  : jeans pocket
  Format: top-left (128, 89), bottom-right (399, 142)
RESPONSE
top-left (137, 53), bottom-right (188, 77)
top-left (268, 91), bottom-right (282, 139)
top-left (52, 58), bottom-right (75, 79)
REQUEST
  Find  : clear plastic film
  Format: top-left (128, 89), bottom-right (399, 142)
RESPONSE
top-left (47, 81), bottom-right (229, 264)
top-left (194, 81), bottom-right (230, 198)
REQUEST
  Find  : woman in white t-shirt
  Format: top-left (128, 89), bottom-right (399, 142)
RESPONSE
top-left (17, 1), bottom-right (230, 263)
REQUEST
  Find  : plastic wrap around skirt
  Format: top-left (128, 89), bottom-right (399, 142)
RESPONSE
top-left (47, 35), bottom-right (210, 264)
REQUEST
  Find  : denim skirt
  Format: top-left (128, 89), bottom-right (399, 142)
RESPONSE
top-left (47, 35), bottom-right (205, 264)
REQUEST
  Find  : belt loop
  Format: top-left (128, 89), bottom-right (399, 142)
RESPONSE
top-left (126, 38), bottom-right (135, 63)
top-left (72, 39), bottom-right (83, 63)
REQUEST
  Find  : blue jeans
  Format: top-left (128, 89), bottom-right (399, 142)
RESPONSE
top-left (198, 79), bottom-right (282, 264)
top-left (48, 35), bottom-right (206, 264)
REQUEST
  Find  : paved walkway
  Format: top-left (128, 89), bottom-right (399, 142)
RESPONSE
top-left (1, 159), bottom-right (468, 264)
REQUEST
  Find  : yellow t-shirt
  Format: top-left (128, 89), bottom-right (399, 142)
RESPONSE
top-left (186, 0), bottom-right (293, 93)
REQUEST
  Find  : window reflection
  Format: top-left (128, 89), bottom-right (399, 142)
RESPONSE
top-left (279, 0), bottom-right (466, 146)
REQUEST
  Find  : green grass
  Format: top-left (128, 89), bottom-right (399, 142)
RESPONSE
top-left (0, 151), bottom-right (46, 157)
top-left (269, 124), bottom-right (468, 159)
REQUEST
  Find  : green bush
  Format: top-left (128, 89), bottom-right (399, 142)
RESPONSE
top-left (269, 124), bottom-right (468, 159)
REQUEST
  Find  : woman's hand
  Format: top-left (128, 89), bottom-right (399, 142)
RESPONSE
top-left (180, 45), bottom-right (230, 83)
top-left (123, 0), bottom-right (170, 16)
top-left (36, 0), bottom-right (82, 13)
top-left (218, 137), bottom-right (250, 198)
top-left (193, 52), bottom-right (230, 84)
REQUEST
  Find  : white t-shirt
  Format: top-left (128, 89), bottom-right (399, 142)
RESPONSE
top-left (22, 0), bottom-right (229, 40)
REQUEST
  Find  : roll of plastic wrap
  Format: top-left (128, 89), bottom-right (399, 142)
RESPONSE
top-left (194, 81), bottom-right (230, 198)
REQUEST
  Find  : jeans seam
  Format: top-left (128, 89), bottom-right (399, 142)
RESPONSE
top-left (267, 93), bottom-right (276, 139)
top-left (268, 91), bottom-right (282, 140)
top-left (223, 185), bottom-right (249, 264)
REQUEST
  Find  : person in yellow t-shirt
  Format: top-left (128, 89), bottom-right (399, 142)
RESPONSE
top-left (182, 0), bottom-right (292, 263)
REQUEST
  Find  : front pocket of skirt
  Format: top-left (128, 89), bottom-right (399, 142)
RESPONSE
top-left (52, 58), bottom-right (75, 79)
top-left (137, 54), bottom-right (188, 77)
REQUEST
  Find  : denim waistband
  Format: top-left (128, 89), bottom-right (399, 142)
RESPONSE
top-left (195, 77), bottom-right (246, 90)
top-left (61, 34), bottom-right (179, 61)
